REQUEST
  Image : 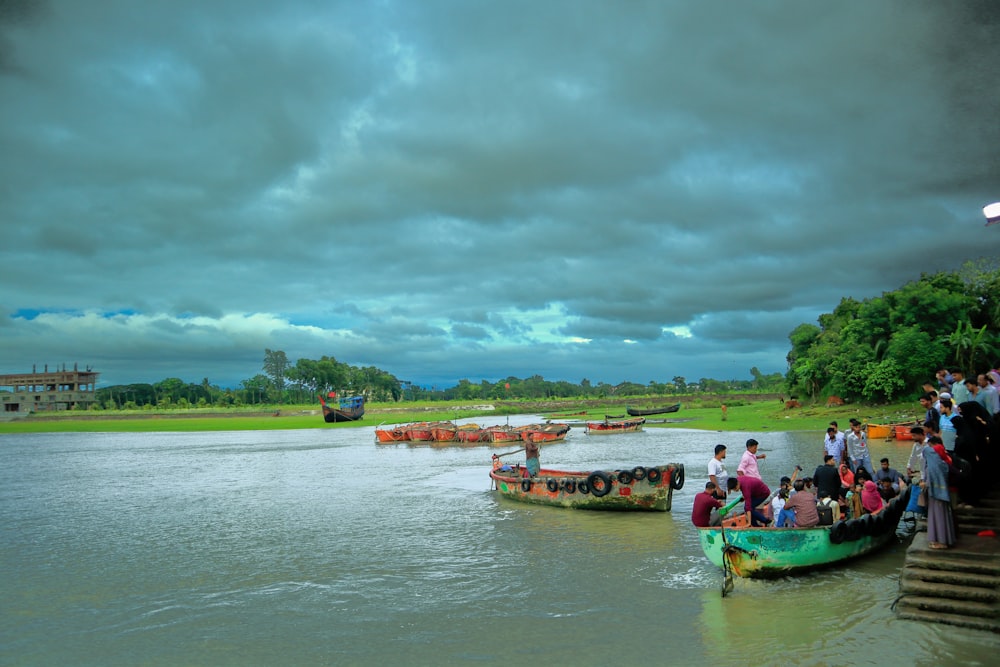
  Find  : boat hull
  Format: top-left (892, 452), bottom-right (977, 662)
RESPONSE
top-left (374, 426), bottom-right (407, 443)
top-left (585, 417), bottom-right (645, 434)
top-left (490, 463), bottom-right (684, 511)
top-left (626, 403), bottom-right (681, 417)
top-left (319, 394), bottom-right (365, 423)
top-left (698, 487), bottom-right (910, 577)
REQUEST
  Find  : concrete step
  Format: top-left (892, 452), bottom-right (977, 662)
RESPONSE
top-left (893, 594), bottom-right (999, 618)
top-left (899, 577), bottom-right (1000, 602)
top-left (895, 608), bottom-right (1000, 633)
top-left (902, 565), bottom-right (1000, 590)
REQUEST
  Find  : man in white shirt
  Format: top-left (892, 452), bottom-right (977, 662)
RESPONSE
top-left (977, 374), bottom-right (999, 416)
top-left (708, 444), bottom-right (728, 499)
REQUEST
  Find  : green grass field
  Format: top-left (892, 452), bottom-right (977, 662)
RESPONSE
top-left (0, 397), bottom-right (923, 434)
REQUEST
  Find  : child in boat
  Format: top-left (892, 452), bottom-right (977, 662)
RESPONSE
top-left (773, 488), bottom-right (796, 527)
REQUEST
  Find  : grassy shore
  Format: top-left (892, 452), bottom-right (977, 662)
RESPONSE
top-left (0, 396), bottom-right (923, 434)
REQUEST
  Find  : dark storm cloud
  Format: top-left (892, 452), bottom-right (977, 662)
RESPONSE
top-left (1, 1), bottom-right (998, 388)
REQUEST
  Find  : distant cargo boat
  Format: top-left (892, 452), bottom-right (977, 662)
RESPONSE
top-left (319, 393), bottom-right (365, 423)
top-left (585, 417), bottom-right (646, 434)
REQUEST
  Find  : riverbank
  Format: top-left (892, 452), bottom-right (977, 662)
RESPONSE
top-left (0, 396), bottom-right (922, 434)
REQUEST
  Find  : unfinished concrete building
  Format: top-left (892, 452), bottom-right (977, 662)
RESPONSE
top-left (0, 364), bottom-right (100, 414)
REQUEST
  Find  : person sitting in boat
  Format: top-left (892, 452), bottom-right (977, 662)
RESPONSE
top-left (772, 488), bottom-right (796, 527)
top-left (877, 477), bottom-right (898, 502)
top-left (692, 482), bottom-right (723, 528)
top-left (861, 480), bottom-right (884, 514)
top-left (874, 457), bottom-right (905, 493)
top-left (524, 440), bottom-right (540, 477)
top-left (782, 479), bottom-right (819, 527)
top-left (845, 482), bottom-right (864, 519)
top-left (727, 476), bottom-right (771, 527)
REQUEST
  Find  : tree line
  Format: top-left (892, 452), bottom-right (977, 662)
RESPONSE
top-left (786, 261), bottom-right (999, 403)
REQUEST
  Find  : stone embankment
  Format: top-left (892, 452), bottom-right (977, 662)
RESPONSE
top-left (895, 489), bottom-right (1000, 632)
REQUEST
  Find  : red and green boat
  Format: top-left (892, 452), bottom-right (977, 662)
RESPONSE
top-left (489, 457), bottom-right (684, 511)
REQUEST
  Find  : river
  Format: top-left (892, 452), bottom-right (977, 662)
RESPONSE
top-left (2, 418), bottom-right (996, 665)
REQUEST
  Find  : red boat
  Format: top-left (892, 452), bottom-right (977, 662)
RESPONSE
top-left (456, 425), bottom-right (488, 444)
top-left (585, 417), bottom-right (645, 434)
top-left (486, 425), bottom-right (521, 444)
top-left (517, 423), bottom-right (571, 444)
top-left (431, 422), bottom-right (458, 443)
top-left (374, 423), bottom-right (408, 443)
top-left (405, 422), bottom-right (434, 442)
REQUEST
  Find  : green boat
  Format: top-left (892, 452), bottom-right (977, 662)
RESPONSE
top-left (698, 485), bottom-right (910, 578)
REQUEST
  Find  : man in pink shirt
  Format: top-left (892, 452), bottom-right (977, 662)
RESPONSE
top-left (736, 438), bottom-right (766, 480)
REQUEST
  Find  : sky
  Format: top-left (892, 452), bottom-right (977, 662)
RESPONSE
top-left (1, 1), bottom-right (999, 391)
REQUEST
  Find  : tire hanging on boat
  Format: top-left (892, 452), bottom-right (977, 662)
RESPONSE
top-left (617, 470), bottom-right (633, 484)
top-left (587, 471), bottom-right (613, 498)
top-left (546, 478), bottom-right (559, 493)
top-left (646, 467), bottom-right (662, 483)
top-left (670, 464), bottom-right (685, 490)
top-left (829, 520), bottom-right (848, 545)
top-left (563, 479), bottom-right (577, 494)
top-left (577, 480), bottom-right (590, 494)
top-left (521, 478), bottom-right (532, 492)
top-left (631, 466), bottom-right (647, 481)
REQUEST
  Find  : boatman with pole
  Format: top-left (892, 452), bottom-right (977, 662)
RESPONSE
top-left (524, 439), bottom-right (540, 476)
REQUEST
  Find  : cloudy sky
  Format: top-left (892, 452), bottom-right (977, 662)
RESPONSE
top-left (1, 1), bottom-right (998, 391)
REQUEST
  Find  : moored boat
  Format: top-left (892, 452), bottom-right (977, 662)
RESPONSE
top-left (405, 422), bottom-right (434, 442)
top-left (490, 457), bottom-right (685, 511)
top-left (455, 424), bottom-right (488, 444)
top-left (626, 403), bottom-right (681, 417)
top-left (319, 393), bottom-right (365, 423)
top-left (894, 425), bottom-right (915, 441)
top-left (698, 486), bottom-right (910, 579)
top-left (516, 423), bottom-right (571, 444)
top-left (865, 423), bottom-right (892, 439)
top-left (374, 423), bottom-right (408, 443)
top-left (585, 417), bottom-right (645, 434)
top-left (431, 422), bottom-right (458, 443)
top-left (486, 425), bottom-right (521, 443)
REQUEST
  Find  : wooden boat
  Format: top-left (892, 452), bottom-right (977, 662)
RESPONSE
top-left (516, 423), bottom-right (571, 444)
top-left (585, 417), bottom-right (645, 434)
top-left (550, 411), bottom-right (586, 418)
top-left (626, 403), bottom-right (681, 417)
top-left (485, 425), bottom-right (521, 444)
top-left (490, 457), bottom-right (685, 511)
top-left (894, 425), bottom-right (915, 441)
top-left (698, 486), bottom-right (910, 579)
top-left (455, 424), bottom-right (488, 444)
top-left (431, 422), bottom-right (458, 443)
top-left (374, 423), bottom-right (408, 443)
top-left (864, 423), bottom-right (892, 439)
top-left (404, 422), bottom-right (434, 442)
top-left (319, 393), bottom-right (365, 423)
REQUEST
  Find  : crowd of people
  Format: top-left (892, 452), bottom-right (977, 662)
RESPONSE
top-left (691, 365), bottom-right (1000, 551)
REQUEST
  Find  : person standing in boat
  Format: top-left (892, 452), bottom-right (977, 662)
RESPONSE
top-left (524, 440), bottom-right (540, 477)
top-left (708, 444), bottom-right (728, 499)
top-left (736, 439), bottom-right (765, 480)
top-left (727, 476), bottom-right (771, 527)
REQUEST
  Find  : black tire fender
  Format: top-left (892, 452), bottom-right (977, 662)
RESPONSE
top-left (521, 478), bottom-right (532, 492)
top-left (546, 478), bottom-right (559, 493)
top-left (646, 468), bottom-right (662, 483)
top-left (617, 470), bottom-right (633, 484)
top-left (829, 520), bottom-right (848, 545)
top-left (563, 479), bottom-right (577, 494)
top-left (587, 471), bottom-right (613, 498)
top-left (631, 466), bottom-right (647, 481)
top-left (577, 480), bottom-right (590, 494)
top-left (670, 464), bottom-right (685, 490)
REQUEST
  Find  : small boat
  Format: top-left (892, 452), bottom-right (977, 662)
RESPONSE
top-left (490, 457), bottom-right (685, 511)
top-left (405, 422), bottom-right (434, 442)
top-left (455, 424), bottom-right (488, 444)
top-left (319, 393), bottom-right (365, 423)
top-left (698, 486), bottom-right (910, 579)
top-left (516, 423), bottom-right (571, 444)
top-left (485, 425), bottom-right (521, 444)
top-left (865, 423), bottom-right (892, 439)
top-left (626, 403), bottom-right (681, 417)
top-left (431, 422), bottom-right (458, 443)
top-left (374, 423), bottom-right (408, 443)
top-left (549, 411), bottom-right (587, 418)
top-left (586, 417), bottom-right (645, 434)
top-left (894, 425), bottom-right (915, 441)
